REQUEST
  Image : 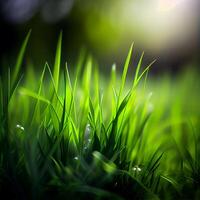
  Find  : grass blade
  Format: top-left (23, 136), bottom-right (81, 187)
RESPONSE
top-left (53, 31), bottom-right (62, 93)
top-left (11, 30), bottom-right (31, 89)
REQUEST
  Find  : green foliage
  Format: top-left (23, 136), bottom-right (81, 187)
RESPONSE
top-left (0, 32), bottom-right (200, 199)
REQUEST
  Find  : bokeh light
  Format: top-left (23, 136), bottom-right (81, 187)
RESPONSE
top-left (84, 0), bottom-right (199, 54)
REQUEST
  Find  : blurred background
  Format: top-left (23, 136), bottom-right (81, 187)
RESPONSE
top-left (0, 0), bottom-right (200, 73)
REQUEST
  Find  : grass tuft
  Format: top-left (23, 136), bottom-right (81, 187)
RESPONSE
top-left (0, 33), bottom-right (200, 200)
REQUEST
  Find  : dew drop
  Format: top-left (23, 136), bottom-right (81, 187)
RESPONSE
top-left (132, 166), bottom-right (142, 172)
top-left (74, 156), bottom-right (78, 160)
top-left (16, 124), bottom-right (24, 131)
top-left (84, 124), bottom-right (91, 141)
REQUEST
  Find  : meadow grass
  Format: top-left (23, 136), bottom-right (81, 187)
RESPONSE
top-left (0, 31), bottom-right (200, 199)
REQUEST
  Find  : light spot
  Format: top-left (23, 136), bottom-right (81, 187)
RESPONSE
top-left (112, 63), bottom-right (116, 71)
top-left (132, 166), bottom-right (142, 172)
top-left (16, 124), bottom-right (25, 131)
top-left (74, 156), bottom-right (78, 160)
top-left (158, 0), bottom-right (186, 11)
top-left (148, 103), bottom-right (154, 113)
top-left (84, 123), bottom-right (91, 141)
top-left (88, 139), bottom-right (91, 143)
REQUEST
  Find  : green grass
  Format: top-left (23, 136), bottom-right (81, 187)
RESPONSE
top-left (0, 31), bottom-right (200, 200)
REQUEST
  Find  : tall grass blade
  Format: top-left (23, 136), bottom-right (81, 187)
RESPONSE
top-left (118, 43), bottom-right (133, 107)
top-left (11, 30), bottom-right (31, 90)
top-left (53, 31), bottom-right (62, 93)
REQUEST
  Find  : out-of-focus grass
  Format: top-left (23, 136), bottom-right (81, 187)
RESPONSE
top-left (0, 32), bottom-right (200, 199)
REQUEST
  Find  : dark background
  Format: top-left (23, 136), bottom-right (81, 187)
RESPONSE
top-left (0, 0), bottom-right (200, 74)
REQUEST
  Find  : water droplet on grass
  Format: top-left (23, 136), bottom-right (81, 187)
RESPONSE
top-left (88, 139), bottom-right (91, 143)
top-left (84, 124), bottom-right (91, 141)
top-left (74, 156), bottom-right (78, 160)
top-left (112, 63), bottom-right (116, 71)
top-left (16, 124), bottom-right (24, 131)
top-left (132, 166), bottom-right (142, 172)
top-left (83, 124), bottom-right (93, 151)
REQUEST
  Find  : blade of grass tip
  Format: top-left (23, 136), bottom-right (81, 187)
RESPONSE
top-left (53, 31), bottom-right (62, 93)
top-left (65, 62), bottom-right (72, 93)
top-left (83, 55), bottom-right (92, 95)
top-left (134, 60), bottom-right (156, 88)
top-left (117, 43), bottom-right (133, 108)
top-left (9, 63), bottom-right (24, 109)
top-left (143, 66), bottom-right (149, 91)
top-left (11, 30), bottom-right (31, 89)
top-left (9, 74), bottom-right (24, 104)
top-left (133, 51), bottom-right (144, 87)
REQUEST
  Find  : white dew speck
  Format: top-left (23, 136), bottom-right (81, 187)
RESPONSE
top-left (16, 124), bottom-right (24, 131)
top-left (84, 124), bottom-right (91, 141)
top-left (83, 124), bottom-right (92, 151)
top-left (74, 156), bottom-right (78, 160)
top-left (112, 63), bottom-right (116, 71)
top-left (88, 138), bottom-right (91, 143)
top-left (132, 166), bottom-right (142, 172)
